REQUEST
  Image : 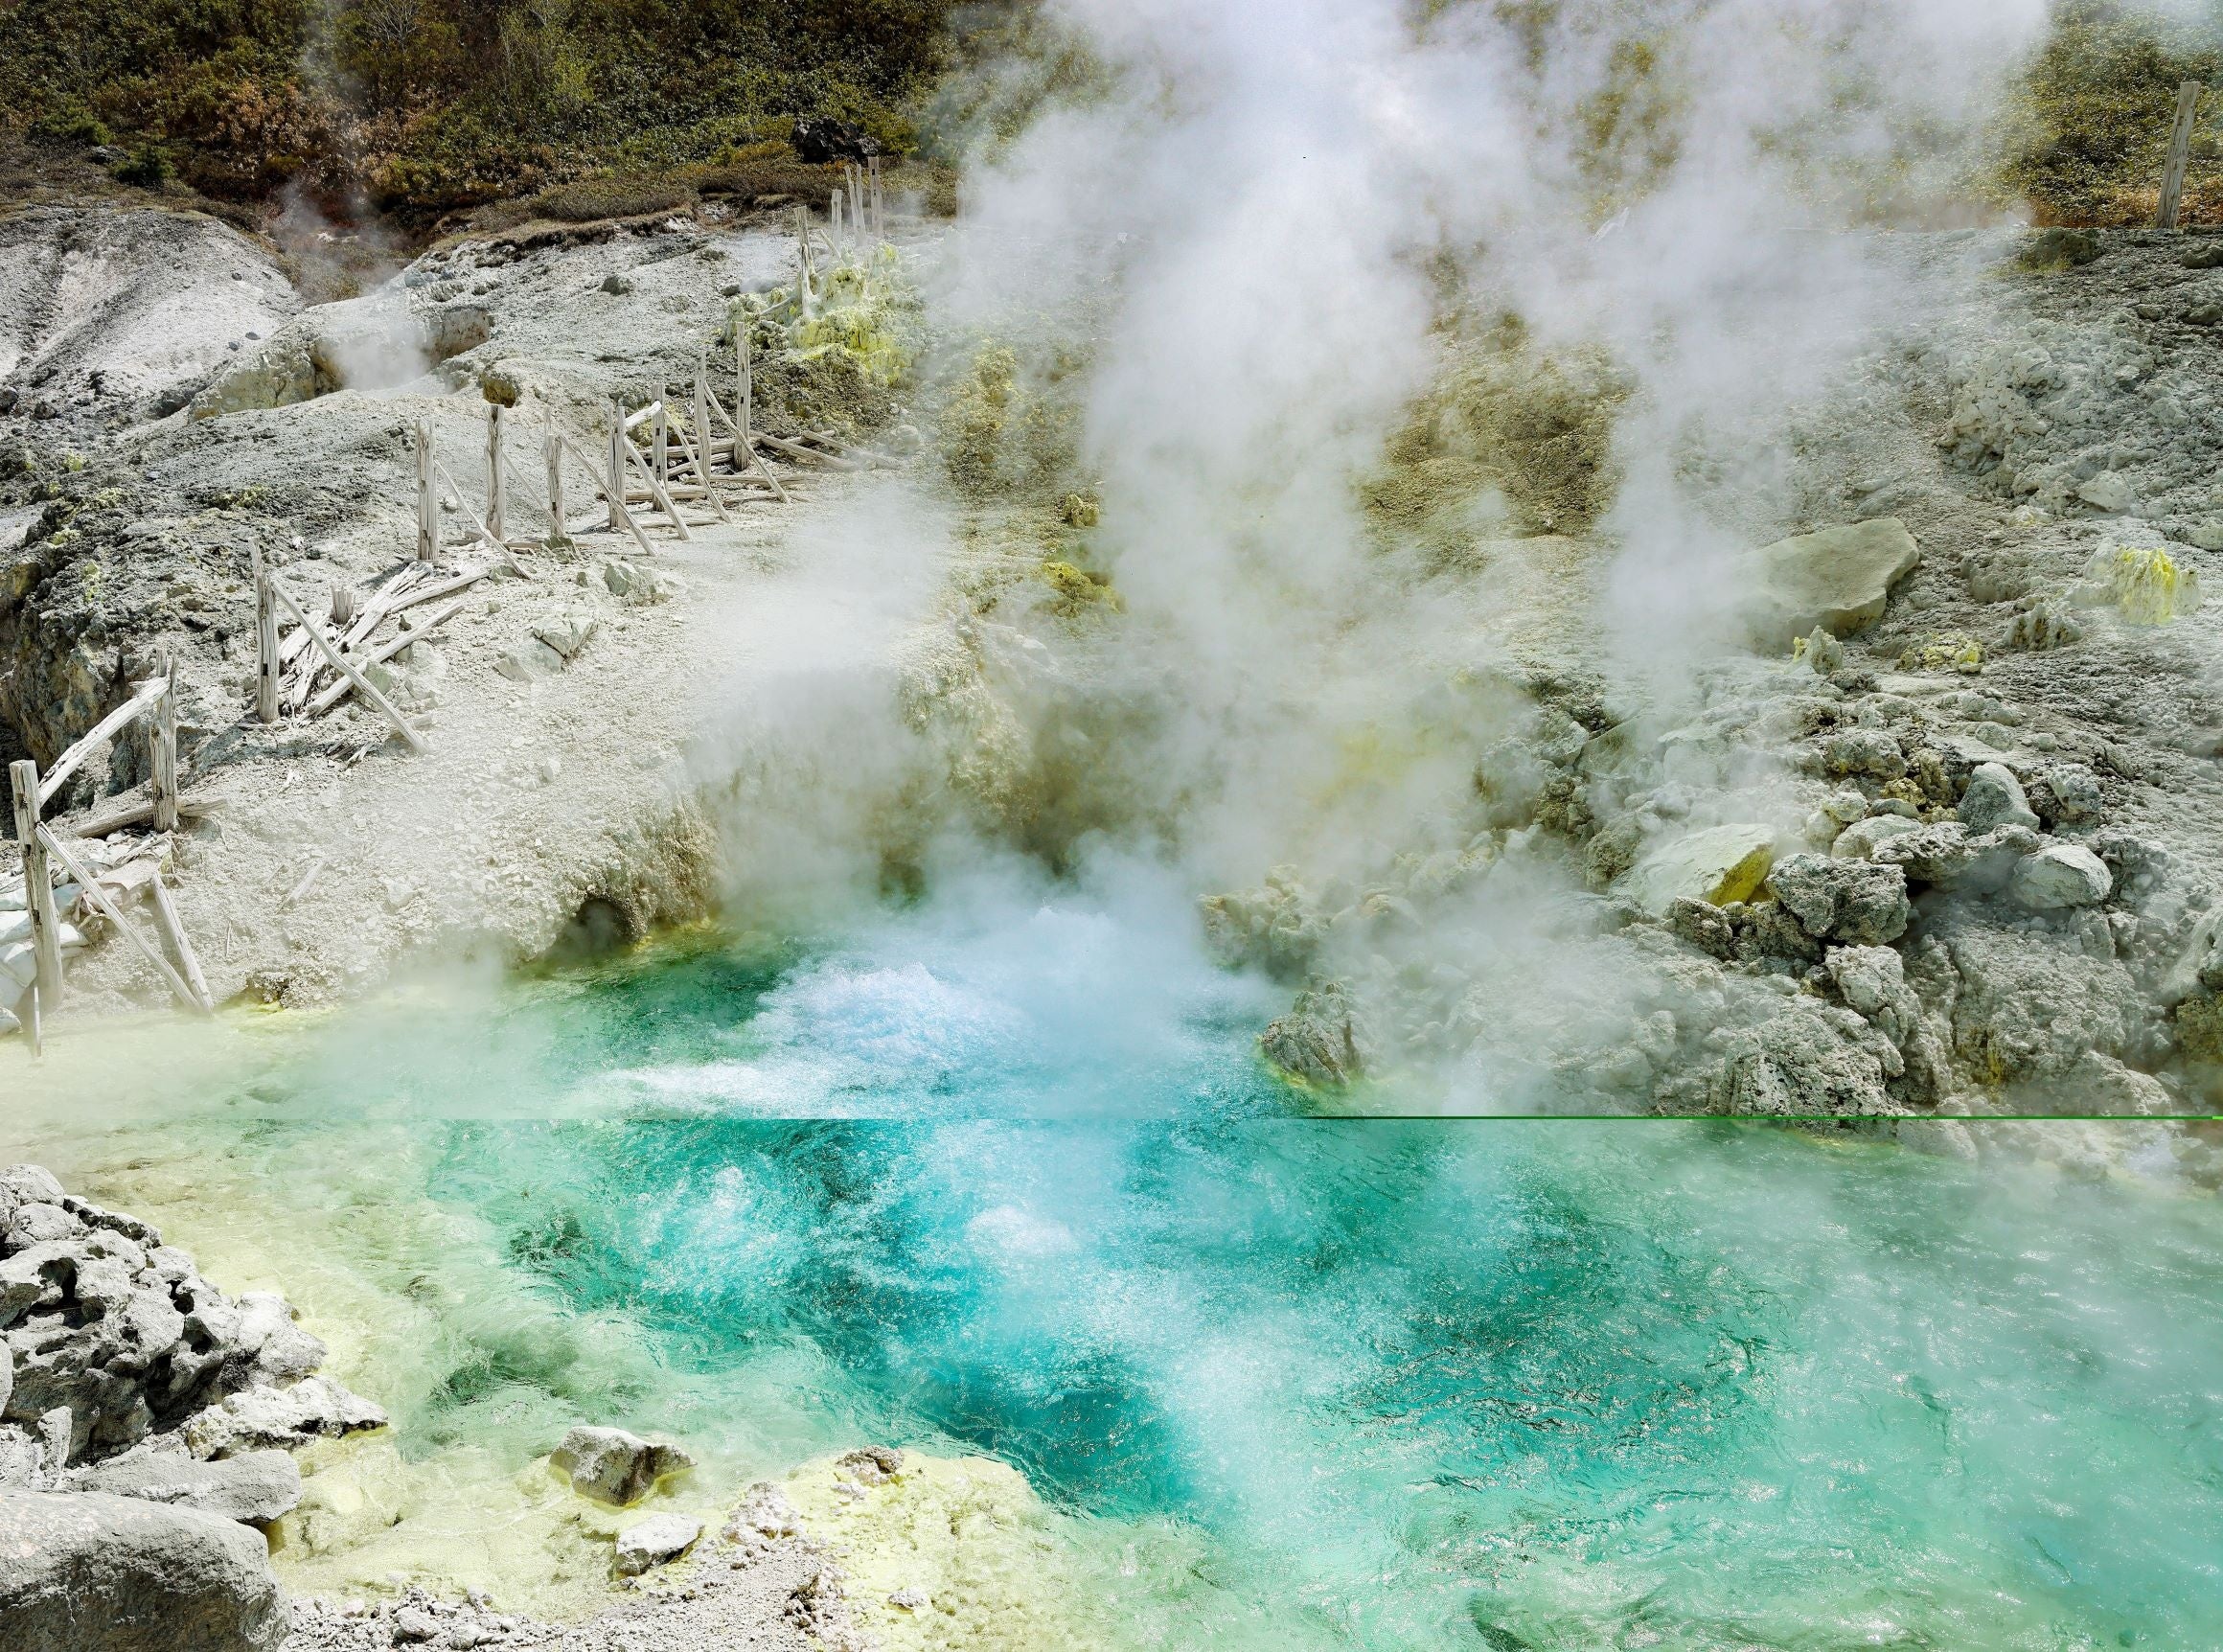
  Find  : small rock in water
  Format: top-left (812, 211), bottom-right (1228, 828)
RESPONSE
top-left (551, 1425), bottom-right (694, 1505)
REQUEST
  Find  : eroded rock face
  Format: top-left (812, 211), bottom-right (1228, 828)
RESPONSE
top-left (0, 1488), bottom-right (286, 1652)
top-left (68, 1445), bottom-right (301, 1524)
top-left (1768, 854), bottom-right (1913, 946)
top-left (1, 1166), bottom-right (384, 1473)
top-left (550, 1424), bottom-right (694, 1506)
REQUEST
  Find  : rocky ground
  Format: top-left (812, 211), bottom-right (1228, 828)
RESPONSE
top-left (1196, 225), bottom-right (2223, 1181)
top-left (3, 1161), bottom-right (1022, 1652)
top-left (1, 196), bottom-right (935, 1031)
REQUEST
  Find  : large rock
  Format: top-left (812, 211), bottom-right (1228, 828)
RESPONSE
top-left (69, 1445), bottom-right (301, 1524)
top-left (0, 1488), bottom-right (286, 1651)
top-left (1767, 854), bottom-right (1912, 946)
top-left (1257, 981), bottom-right (1373, 1087)
top-left (181, 1377), bottom-right (386, 1458)
top-left (2010, 844), bottom-right (2113, 910)
top-left (1620, 823), bottom-right (1779, 916)
top-left (1703, 998), bottom-right (1903, 1116)
top-left (1958, 762), bottom-right (2038, 834)
top-left (1744, 517), bottom-right (1921, 649)
top-left (1909, 910), bottom-right (2136, 1081)
top-left (550, 1425), bottom-right (694, 1506)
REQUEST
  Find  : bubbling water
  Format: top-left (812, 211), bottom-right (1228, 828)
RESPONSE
top-left (11, 865), bottom-right (2223, 1647)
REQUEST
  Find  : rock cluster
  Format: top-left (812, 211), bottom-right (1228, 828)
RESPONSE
top-left (2, 1164), bottom-right (386, 1472)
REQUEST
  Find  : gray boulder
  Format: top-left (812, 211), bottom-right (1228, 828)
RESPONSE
top-left (0, 1488), bottom-right (285, 1651)
top-left (1744, 517), bottom-right (1922, 649)
top-left (1704, 999), bottom-right (1903, 1116)
top-left (1958, 762), bottom-right (2039, 834)
top-left (182, 1376), bottom-right (386, 1458)
top-left (1767, 854), bottom-right (1912, 946)
top-left (2010, 844), bottom-right (2114, 910)
top-left (551, 1424), bottom-right (694, 1506)
top-left (613, 1511), bottom-right (701, 1575)
top-left (1910, 910), bottom-right (2137, 1081)
top-left (69, 1444), bottom-right (301, 1524)
top-left (1257, 982), bottom-right (1374, 1087)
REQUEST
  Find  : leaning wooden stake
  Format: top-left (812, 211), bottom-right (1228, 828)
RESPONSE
top-left (36, 824), bottom-right (205, 1016)
top-left (148, 872), bottom-right (214, 1013)
top-left (149, 653), bottom-right (177, 834)
top-left (10, 759), bottom-right (61, 1008)
top-left (485, 403), bottom-right (507, 542)
top-left (2161, 80), bottom-right (2204, 230)
top-left (252, 544), bottom-right (280, 723)
top-left (268, 584), bottom-right (429, 754)
top-left (415, 421), bottom-right (438, 561)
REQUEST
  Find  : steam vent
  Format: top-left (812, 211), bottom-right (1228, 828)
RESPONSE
top-left (6, 3), bottom-right (2223, 1647)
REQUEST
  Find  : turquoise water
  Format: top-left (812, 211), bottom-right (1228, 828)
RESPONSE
top-left (24, 867), bottom-right (2223, 1647)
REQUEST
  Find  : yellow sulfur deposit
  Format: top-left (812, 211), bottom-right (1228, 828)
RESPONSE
top-left (2086, 539), bottom-right (2203, 625)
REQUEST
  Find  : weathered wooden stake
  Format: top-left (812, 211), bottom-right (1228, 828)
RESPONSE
top-left (149, 652), bottom-right (177, 834)
top-left (607, 402), bottom-right (627, 532)
top-left (2161, 80), bottom-right (2204, 230)
top-left (544, 428), bottom-right (564, 538)
top-left (850, 165), bottom-right (864, 242)
top-left (796, 206), bottom-right (815, 317)
top-left (870, 156), bottom-right (883, 238)
top-left (737, 330), bottom-right (753, 453)
top-left (10, 759), bottom-right (61, 1008)
top-left (694, 356), bottom-right (713, 475)
top-left (415, 421), bottom-right (438, 561)
top-left (653, 400), bottom-right (669, 487)
top-left (485, 402), bottom-right (507, 543)
top-left (252, 543), bottom-right (280, 724)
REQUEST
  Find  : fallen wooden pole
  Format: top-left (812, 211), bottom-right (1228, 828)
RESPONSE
top-left (37, 677), bottom-right (168, 810)
top-left (305, 597), bottom-right (469, 718)
top-left (561, 431), bottom-right (656, 558)
top-left (10, 758), bottom-right (62, 1007)
top-left (147, 871), bottom-right (214, 1013)
top-left (2161, 80), bottom-right (2203, 230)
top-left (36, 823), bottom-right (205, 1016)
top-left (59, 795), bottom-right (218, 839)
top-left (268, 584), bottom-right (429, 754)
top-left (753, 430), bottom-right (866, 470)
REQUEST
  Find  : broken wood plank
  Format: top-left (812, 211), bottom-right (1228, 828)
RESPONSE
top-left (149, 652), bottom-right (177, 834)
top-left (2160, 80), bottom-right (2203, 230)
top-left (61, 794), bottom-right (218, 839)
top-left (148, 871), bottom-right (214, 1013)
top-left (11, 757), bottom-right (62, 1007)
top-left (37, 677), bottom-right (169, 809)
top-left (305, 597), bottom-right (469, 718)
top-left (35, 823), bottom-right (205, 1015)
top-left (268, 584), bottom-right (429, 754)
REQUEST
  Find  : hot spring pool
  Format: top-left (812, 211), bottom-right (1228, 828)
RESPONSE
top-left (11, 870), bottom-right (2223, 1648)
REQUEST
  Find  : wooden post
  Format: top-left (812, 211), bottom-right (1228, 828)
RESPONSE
top-left (485, 402), bottom-right (506, 543)
top-left (415, 421), bottom-right (438, 561)
top-left (694, 358), bottom-right (713, 476)
top-left (252, 543), bottom-right (279, 724)
top-left (653, 400), bottom-right (669, 487)
top-left (737, 330), bottom-right (753, 453)
top-left (544, 427), bottom-right (564, 538)
top-left (850, 166), bottom-right (864, 242)
top-left (2160, 80), bottom-right (2203, 229)
top-left (149, 652), bottom-right (177, 834)
top-left (10, 759), bottom-right (61, 1009)
top-left (870, 156), bottom-right (883, 238)
top-left (796, 206), bottom-right (814, 317)
top-left (607, 402), bottom-right (627, 532)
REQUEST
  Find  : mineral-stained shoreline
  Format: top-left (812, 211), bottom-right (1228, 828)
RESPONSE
top-left (0, 1160), bottom-right (974, 1652)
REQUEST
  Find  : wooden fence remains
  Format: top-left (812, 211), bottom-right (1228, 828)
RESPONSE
top-left (10, 654), bottom-right (213, 1049)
